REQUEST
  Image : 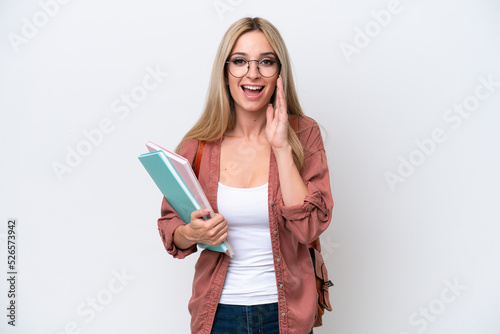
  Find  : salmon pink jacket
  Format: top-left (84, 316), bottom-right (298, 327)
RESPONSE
top-left (158, 116), bottom-right (333, 334)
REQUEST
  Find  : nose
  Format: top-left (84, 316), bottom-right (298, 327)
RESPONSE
top-left (245, 60), bottom-right (261, 78)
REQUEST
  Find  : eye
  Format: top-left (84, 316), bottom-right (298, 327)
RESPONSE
top-left (230, 58), bottom-right (247, 66)
top-left (260, 58), bottom-right (276, 67)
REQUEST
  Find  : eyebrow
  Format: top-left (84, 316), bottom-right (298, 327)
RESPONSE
top-left (230, 52), bottom-right (277, 58)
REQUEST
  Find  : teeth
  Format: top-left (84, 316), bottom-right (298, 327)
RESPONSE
top-left (242, 85), bottom-right (262, 90)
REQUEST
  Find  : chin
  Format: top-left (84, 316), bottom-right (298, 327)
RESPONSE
top-left (234, 101), bottom-right (267, 113)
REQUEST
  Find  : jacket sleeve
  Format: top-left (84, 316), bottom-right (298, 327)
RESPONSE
top-left (157, 139), bottom-right (199, 259)
top-left (277, 117), bottom-right (334, 244)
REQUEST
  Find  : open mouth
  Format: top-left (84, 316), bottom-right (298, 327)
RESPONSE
top-left (241, 85), bottom-right (264, 98)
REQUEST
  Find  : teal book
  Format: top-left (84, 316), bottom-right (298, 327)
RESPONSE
top-left (138, 150), bottom-right (232, 255)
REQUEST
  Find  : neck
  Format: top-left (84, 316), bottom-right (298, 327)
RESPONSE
top-left (230, 105), bottom-right (268, 140)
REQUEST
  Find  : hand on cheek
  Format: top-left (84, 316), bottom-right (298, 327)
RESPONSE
top-left (266, 76), bottom-right (290, 151)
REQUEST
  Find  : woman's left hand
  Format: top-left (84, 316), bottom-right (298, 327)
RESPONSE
top-left (266, 75), bottom-right (308, 206)
top-left (266, 75), bottom-right (290, 152)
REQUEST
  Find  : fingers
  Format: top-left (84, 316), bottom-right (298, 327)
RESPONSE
top-left (211, 220), bottom-right (229, 245)
top-left (189, 210), bottom-right (229, 246)
top-left (266, 75), bottom-right (287, 124)
top-left (191, 208), bottom-right (211, 221)
top-left (266, 103), bottom-right (274, 126)
top-left (277, 75), bottom-right (287, 120)
top-left (265, 75), bottom-right (290, 149)
top-left (204, 213), bottom-right (229, 246)
top-left (207, 213), bottom-right (226, 229)
top-left (268, 76), bottom-right (286, 123)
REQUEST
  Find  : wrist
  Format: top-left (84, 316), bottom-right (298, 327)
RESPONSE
top-left (173, 224), bottom-right (197, 250)
top-left (272, 143), bottom-right (292, 159)
top-left (178, 224), bottom-right (194, 243)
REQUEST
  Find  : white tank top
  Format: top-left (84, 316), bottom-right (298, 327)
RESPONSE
top-left (217, 182), bottom-right (278, 305)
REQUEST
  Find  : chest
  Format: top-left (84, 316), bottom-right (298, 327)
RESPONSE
top-left (219, 138), bottom-right (271, 188)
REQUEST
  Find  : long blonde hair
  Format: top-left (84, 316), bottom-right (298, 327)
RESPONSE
top-left (177, 17), bottom-right (305, 169)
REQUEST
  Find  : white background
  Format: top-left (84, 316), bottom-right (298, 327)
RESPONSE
top-left (1, 0), bottom-right (499, 333)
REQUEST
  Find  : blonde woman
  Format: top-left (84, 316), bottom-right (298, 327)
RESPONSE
top-left (158, 17), bottom-right (333, 334)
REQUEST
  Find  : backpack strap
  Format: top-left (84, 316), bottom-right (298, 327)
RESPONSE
top-left (289, 115), bottom-right (299, 133)
top-left (194, 140), bottom-right (205, 178)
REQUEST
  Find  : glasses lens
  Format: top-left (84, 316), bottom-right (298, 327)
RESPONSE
top-left (227, 58), bottom-right (248, 78)
top-left (258, 58), bottom-right (279, 77)
top-left (227, 57), bottom-right (280, 78)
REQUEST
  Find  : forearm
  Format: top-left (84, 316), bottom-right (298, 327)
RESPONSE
top-left (273, 145), bottom-right (308, 206)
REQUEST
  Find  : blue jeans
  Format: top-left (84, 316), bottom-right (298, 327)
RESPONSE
top-left (210, 303), bottom-right (313, 334)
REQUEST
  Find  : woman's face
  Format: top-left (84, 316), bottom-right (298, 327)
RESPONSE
top-left (226, 31), bottom-right (279, 115)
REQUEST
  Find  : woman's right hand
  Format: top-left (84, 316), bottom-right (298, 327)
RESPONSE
top-left (175, 209), bottom-right (229, 248)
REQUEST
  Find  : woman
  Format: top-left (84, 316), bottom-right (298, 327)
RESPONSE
top-left (158, 17), bottom-right (333, 334)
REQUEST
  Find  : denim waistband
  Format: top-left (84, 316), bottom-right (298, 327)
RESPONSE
top-left (210, 303), bottom-right (313, 334)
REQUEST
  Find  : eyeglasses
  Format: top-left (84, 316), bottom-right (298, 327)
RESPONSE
top-left (226, 57), bottom-right (281, 78)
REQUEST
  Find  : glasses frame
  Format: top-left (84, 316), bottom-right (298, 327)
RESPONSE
top-left (225, 57), bottom-right (281, 78)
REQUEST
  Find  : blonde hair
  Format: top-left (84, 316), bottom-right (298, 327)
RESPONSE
top-left (177, 17), bottom-right (305, 169)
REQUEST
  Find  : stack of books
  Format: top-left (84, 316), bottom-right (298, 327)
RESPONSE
top-left (138, 141), bottom-right (234, 257)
